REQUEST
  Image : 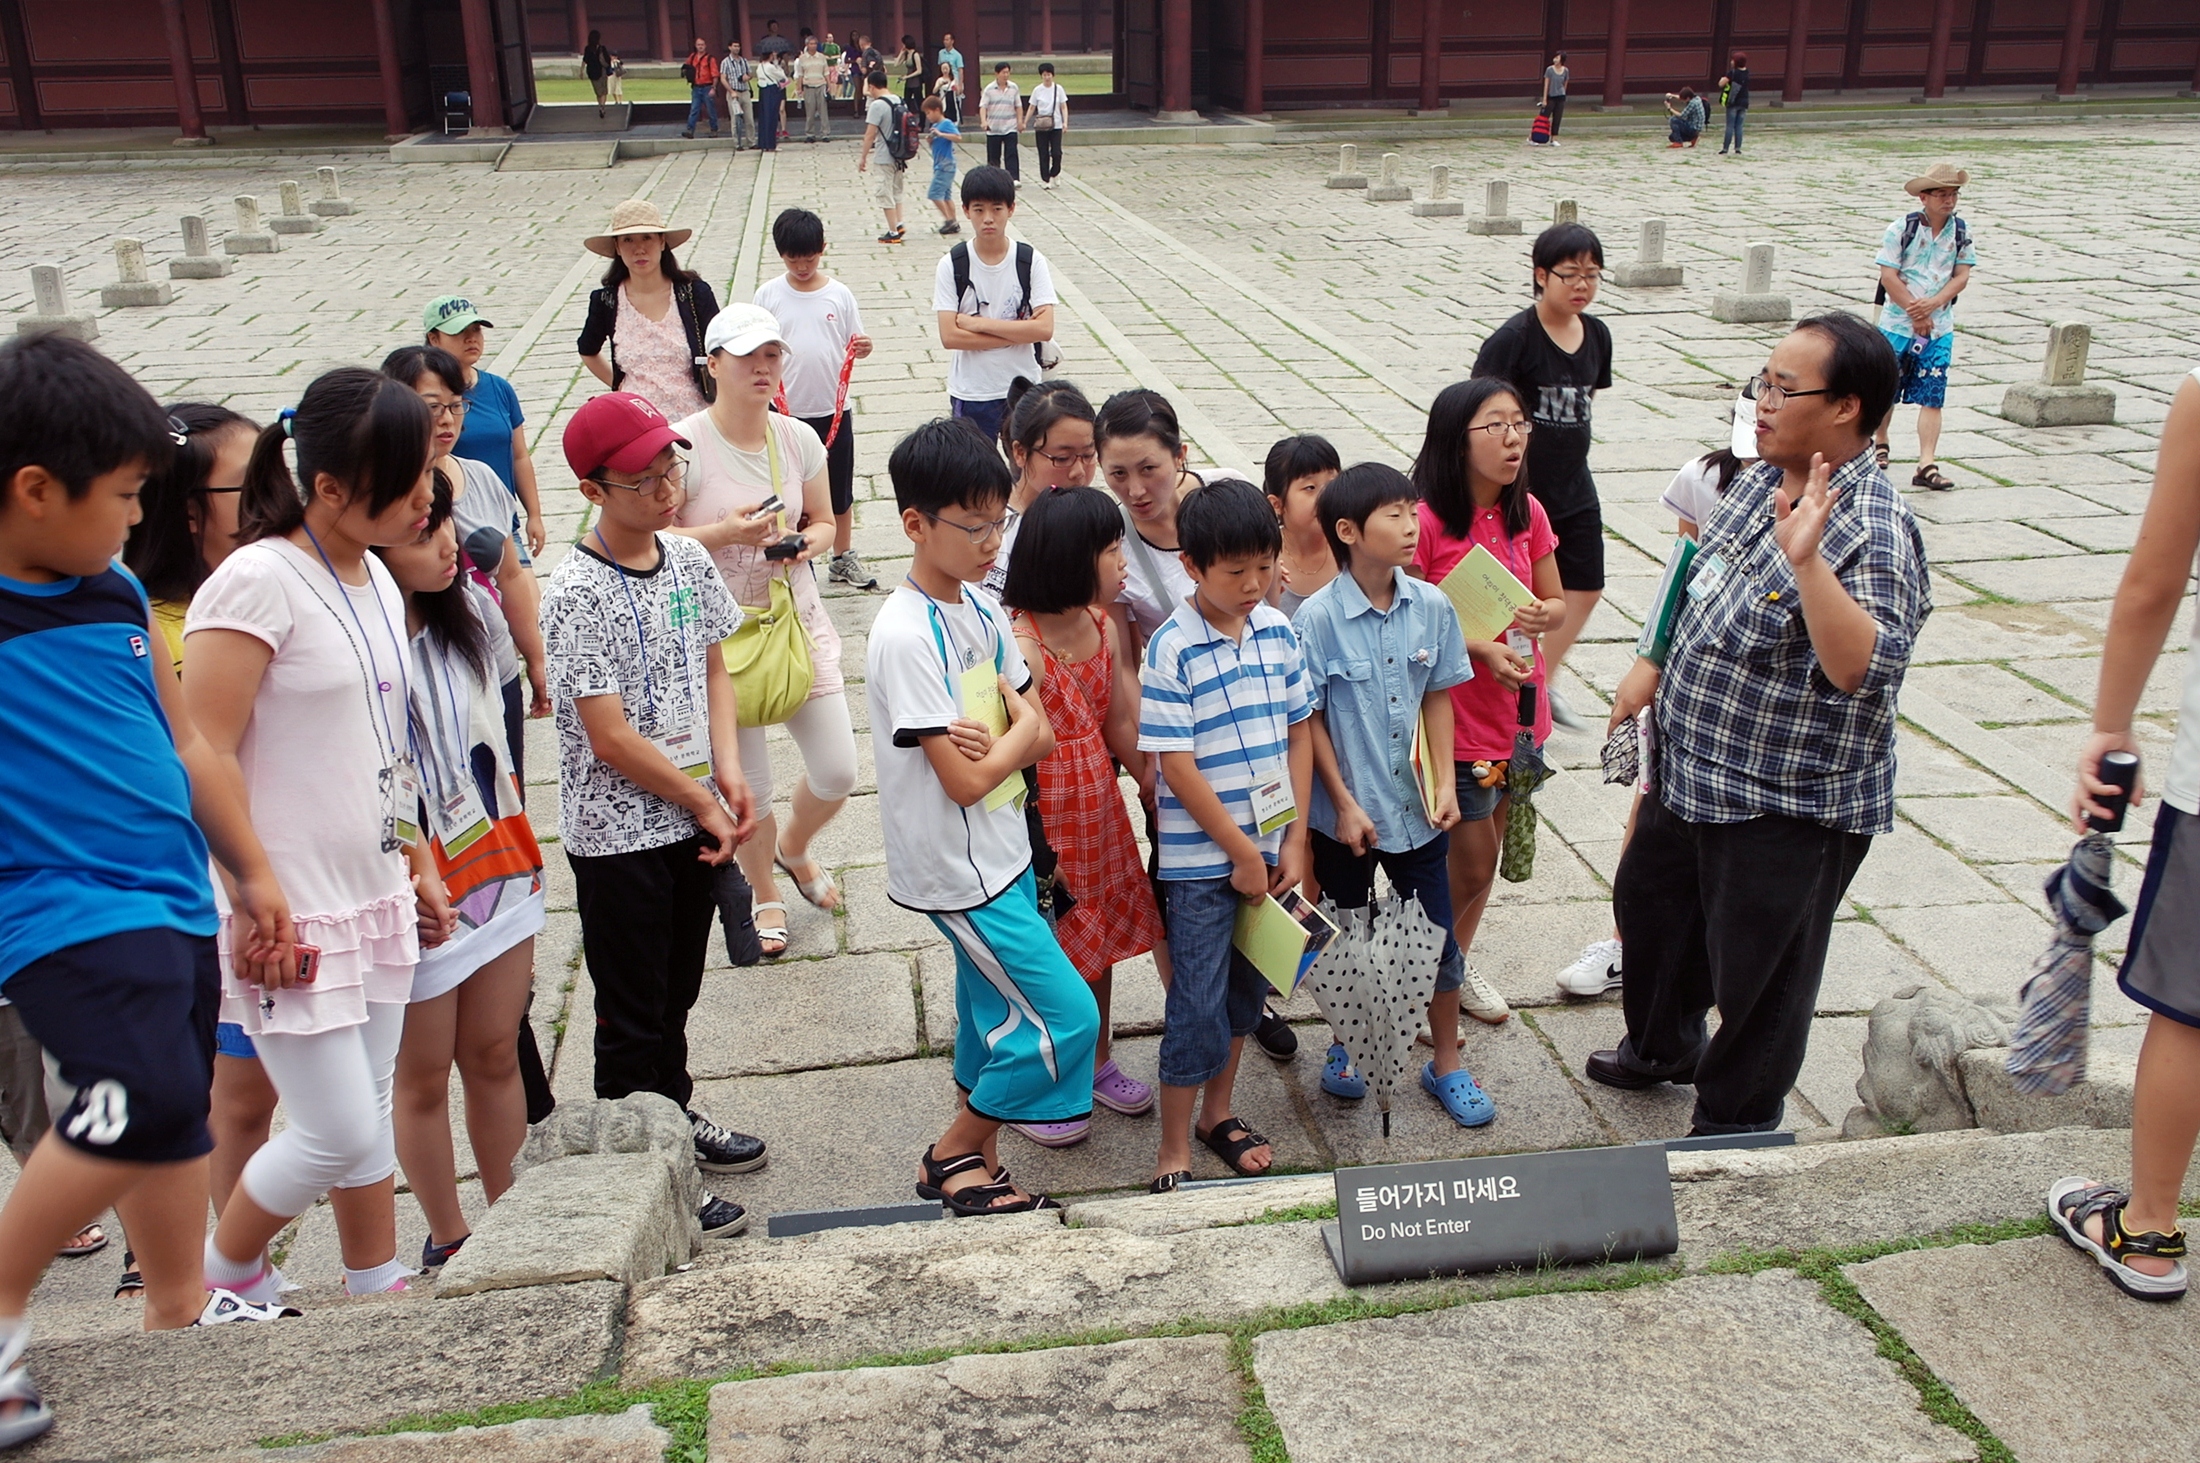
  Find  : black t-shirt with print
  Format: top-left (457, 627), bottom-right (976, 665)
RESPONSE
top-left (1472, 306), bottom-right (1613, 516)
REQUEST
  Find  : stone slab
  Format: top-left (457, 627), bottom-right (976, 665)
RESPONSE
top-left (1067, 1174), bottom-right (1334, 1236)
top-left (706, 1336), bottom-right (1250, 1462)
top-left (1466, 216), bottom-right (1522, 235)
top-left (1895, 795), bottom-right (2076, 864)
top-left (437, 1151), bottom-right (695, 1296)
top-left (687, 953), bottom-right (919, 1079)
top-left (1709, 291), bottom-right (1791, 324)
top-left (2002, 381), bottom-right (2116, 427)
top-left (624, 1213), bottom-right (1347, 1382)
top-left (99, 280), bottom-right (173, 307)
top-left (1958, 1045), bottom-right (2136, 1134)
top-left (1254, 1271), bottom-right (1971, 1463)
top-left (1849, 1236), bottom-right (2200, 1463)
top-left (208, 1406), bottom-right (668, 1462)
top-left (1609, 261), bottom-right (1684, 288)
top-left (167, 256), bottom-right (234, 279)
top-left (1844, 825), bottom-right (2005, 911)
top-left (1407, 198), bottom-right (1464, 217)
top-left (14, 314), bottom-right (96, 341)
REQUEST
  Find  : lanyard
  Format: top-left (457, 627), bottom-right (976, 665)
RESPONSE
top-left (411, 632), bottom-right (474, 800)
top-left (1192, 596), bottom-right (1279, 773)
top-left (906, 578), bottom-right (1004, 701)
top-left (593, 528), bottom-right (691, 729)
top-left (300, 527), bottom-right (409, 766)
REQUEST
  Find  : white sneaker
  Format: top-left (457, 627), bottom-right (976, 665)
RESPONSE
top-left (1556, 937), bottom-right (1624, 997)
top-left (1459, 964), bottom-right (1511, 1024)
top-left (197, 1288), bottom-right (300, 1324)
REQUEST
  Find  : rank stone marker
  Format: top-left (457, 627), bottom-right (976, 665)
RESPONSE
top-left (1410, 164), bottom-right (1465, 218)
top-left (170, 214), bottom-right (235, 279)
top-left (224, 196), bottom-right (280, 255)
top-left (2001, 322), bottom-right (2117, 427)
top-left (1365, 152), bottom-right (1412, 202)
top-left (1326, 143), bottom-right (1367, 190)
top-left (310, 165), bottom-right (358, 216)
top-left (1552, 198), bottom-right (1578, 226)
top-left (1610, 218), bottom-right (1684, 287)
top-left (269, 180), bottom-right (327, 235)
top-left (1710, 242), bottom-right (1791, 323)
top-left (99, 237), bottom-right (175, 308)
top-left (1468, 179), bottom-right (1522, 235)
top-left (17, 263), bottom-right (97, 341)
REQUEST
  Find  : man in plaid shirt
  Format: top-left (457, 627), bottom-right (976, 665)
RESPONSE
top-left (1594, 313), bottom-right (1931, 1133)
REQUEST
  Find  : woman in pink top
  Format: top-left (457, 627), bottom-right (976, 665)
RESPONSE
top-left (1411, 378), bottom-right (1567, 990)
top-left (575, 201), bottom-right (723, 422)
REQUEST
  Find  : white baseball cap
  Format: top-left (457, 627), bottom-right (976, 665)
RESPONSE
top-left (703, 302), bottom-right (790, 358)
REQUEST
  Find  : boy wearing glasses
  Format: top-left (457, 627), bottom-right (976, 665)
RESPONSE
top-left (542, 392), bottom-right (766, 1240)
top-left (1471, 223), bottom-right (1613, 731)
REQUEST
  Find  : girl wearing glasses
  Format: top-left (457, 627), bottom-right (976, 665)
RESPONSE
top-left (983, 376), bottom-right (1096, 598)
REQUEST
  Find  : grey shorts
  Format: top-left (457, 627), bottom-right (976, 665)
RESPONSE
top-left (2120, 802), bottom-right (2200, 1027)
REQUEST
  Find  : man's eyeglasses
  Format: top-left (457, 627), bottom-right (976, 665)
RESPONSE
top-left (1742, 376), bottom-right (1832, 411)
top-left (1034, 447), bottom-right (1098, 471)
top-left (593, 457), bottom-right (689, 496)
top-left (1546, 268), bottom-right (1604, 284)
top-left (1467, 420), bottom-right (1533, 440)
top-left (421, 400), bottom-right (469, 420)
top-left (922, 510), bottom-right (1010, 544)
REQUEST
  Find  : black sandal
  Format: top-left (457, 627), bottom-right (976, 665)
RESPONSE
top-left (1197, 1117), bottom-right (1273, 1178)
top-left (916, 1146), bottom-right (1061, 1218)
top-left (1149, 1169), bottom-right (1193, 1195)
top-left (114, 1249), bottom-right (142, 1299)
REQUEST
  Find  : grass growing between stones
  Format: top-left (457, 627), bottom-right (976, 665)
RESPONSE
top-left (1239, 1199), bottom-right (1339, 1225)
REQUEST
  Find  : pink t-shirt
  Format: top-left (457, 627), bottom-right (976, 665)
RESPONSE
top-left (1413, 497), bottom-right (1557, 760)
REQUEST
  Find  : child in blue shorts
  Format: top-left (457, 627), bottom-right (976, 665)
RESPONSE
top-left (923, 94), bottom-right (961, 234)
top-left (868, 418), bottom-right (1098, 1216)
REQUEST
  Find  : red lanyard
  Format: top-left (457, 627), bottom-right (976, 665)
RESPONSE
top-left (771, 335), bottom-right (859, 447)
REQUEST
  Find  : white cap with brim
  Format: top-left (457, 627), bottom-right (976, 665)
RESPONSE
top-left (703, 302), bottom-right (791, 359)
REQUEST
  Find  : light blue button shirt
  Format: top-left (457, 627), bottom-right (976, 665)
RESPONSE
top-left (1295, 568), bottom-right (1473, 854)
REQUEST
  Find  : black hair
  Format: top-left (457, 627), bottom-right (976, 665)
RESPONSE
top-left (379, 344), bottom-right (466, 398)
top-left (1176, 477), bottom-right (1280, 571)
top-left (1693, 447), bottom-right (1748, 502)
top-left (1415, 377), bottom-right (1532, 539)
top-left (1002, 377), bottom-right (1095, 468)
top-left (1261, 434), bottom-right (1341, 506)
top-left (902, 33), bottom-right (916, 47)
top-left (999, 485), bottom-right (1122, 615)
top-left (587, 29), bottom-right (601, 44)
top-left (866, 67), bottom-right (890, 89)
top-left (239, 367), bottom-right (433, 544)
top-left (1678, 85), bottom-right (1697, 100)
top-left (1793, 312), bottom-right (1900, 438)
top-left (888, 417), bottom-right (1014, 517)
top-left (0, 334), bottom-right (172, 504)
top-left (1094, 388), bottom-right (1183, 456)
top-left (773, 207), bottom-right (826, 258)
top-left (598, 241), bottom-right (698, 290)
top-left (1039, 63), bottom-right (1055, 75)
top-left (960, 164), bottom-right (1017, 208)
top-left (124, 403), bottom-right (256, 601)
top-left (1530, 222), bottom-right (1605, 296)
top-left (994, 61), bottom-right (1010, 73)
top-left (371, 468), bottom-right (491, 684)
top-left (1316, 462), bottom-right (1419, 570)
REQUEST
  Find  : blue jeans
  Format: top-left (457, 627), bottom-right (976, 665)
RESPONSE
top-left (686, 85), bottom-right (719, 135)
top-left (1157, 875), bottom-right (1272, 1088)
top-left (1722, 108), bottom-right (1746, 152)
top-left (950, 396), bottom-right (1007, 443)
top-left (1309, 830), bottom-right (1463, 994)
top-left (1669, 115), bottom-right (1701, 144)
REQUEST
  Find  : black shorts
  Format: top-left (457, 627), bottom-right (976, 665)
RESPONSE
top-left (798, 412), bottom-right (857, 518)
top-left (3, 927), bottom-right (218, 1164)
top-left (1543, 499), bottom-right (1607, 593)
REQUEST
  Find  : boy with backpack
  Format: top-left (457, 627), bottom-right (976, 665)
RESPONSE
top-left (1873, 163), bottom-right (1976, 491)
top-left (858, 68), bottom-right (909, 246)
top-left (930, 165), bottom-right (1057, 443)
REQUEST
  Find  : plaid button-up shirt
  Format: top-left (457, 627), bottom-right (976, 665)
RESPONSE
top-left (1654, 446), bottom-right (1931, 835)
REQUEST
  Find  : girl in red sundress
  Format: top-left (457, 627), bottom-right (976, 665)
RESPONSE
top-left (1002, 486), bottom-right (1166, 1148)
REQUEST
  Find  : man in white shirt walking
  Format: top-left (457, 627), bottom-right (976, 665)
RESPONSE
top-left (795, 36), bottom-right (832, 143)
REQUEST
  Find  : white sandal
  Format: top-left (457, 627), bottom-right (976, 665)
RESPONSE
top-left (753, 901), bottom-right (790, 958)
top-left (0, 1323), bottom-right (54, 1450)
top-left (774, 844), bottom-right (841, 910)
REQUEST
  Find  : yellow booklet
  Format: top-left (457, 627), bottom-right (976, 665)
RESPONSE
top-left (1411, 712), bottom-right (1445, 824)
top-left (959, 664), bottom-right (1024, 813)
top-left (1233, 889), bottom-right (1341, 998)
top-left (1438, 543), bottom-right (1537, 643)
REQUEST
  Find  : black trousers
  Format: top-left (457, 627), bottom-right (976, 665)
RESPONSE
top-left (1034, 127), bottom-right (1062, 181)
top-left (1612, 794), bottom-right (1871, 1133)
top-left (1546, 94), bottom-right (1567, 135)
top-left (986, 131), bottom-right (1020, 179)
top-left (571, 836), bottom-right (715, 1109)
top-left (796, 411), bottom-right (857, 517)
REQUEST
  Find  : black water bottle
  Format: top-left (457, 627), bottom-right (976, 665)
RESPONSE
top-left (2089, 750), bottom-right (2140, 833)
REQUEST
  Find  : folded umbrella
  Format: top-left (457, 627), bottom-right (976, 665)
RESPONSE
top-left (1303, 887), bottom-right (1446, 1137)
top-left (2006, 828), bottom-right (2127, 1095)
top-left (1500, 682), bottom-right (1554, 884)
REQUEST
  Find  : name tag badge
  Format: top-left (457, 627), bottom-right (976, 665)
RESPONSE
top-left (434, 784), bottom-right (493, 858)
top-left (1249, 762), bottom-right (1297, 836)
top-left (1688, 551), bottom-right (1729, 600)
top-left (653, 725), bottom-right (714, 782)
top-left (392, 758), bottom-right (422, 851)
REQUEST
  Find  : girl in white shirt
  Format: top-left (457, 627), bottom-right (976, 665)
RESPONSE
top-left (1026, 64), bottom-right (1069, 188)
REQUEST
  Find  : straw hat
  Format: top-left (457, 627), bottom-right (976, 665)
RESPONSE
top-left (1904, 163), bottom-right (1969, 196)
top-left (584, 199), bottom-right (693, 257)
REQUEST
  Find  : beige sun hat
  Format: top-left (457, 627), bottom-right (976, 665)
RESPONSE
top-left (584, 198), bottom-right (694, 257)
top-left (1904, 163), bottom-right (1969, 196)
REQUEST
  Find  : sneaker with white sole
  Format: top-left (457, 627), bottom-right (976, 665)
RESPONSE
top-left (196, 1288), bottom-right (301, 1324)
top-left (1460, 964), bottom-right (1511, 1024)
top-left (829, 549), bottom-right (879, 590)
top-left (1548, 689), bottom-right (1589, 733)
top-left (1555, 937), bottom-right (1624, 997)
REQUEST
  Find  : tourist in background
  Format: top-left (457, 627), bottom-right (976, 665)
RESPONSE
top-left (981, 62), bottom-right (1023, 181)
top-left (1027, 63), bottom-right (1068, 189)
top-left (1873, 164), bottom-right (1976, 491)
top-left (1718, 52), bottom-right (1750, 155)
top-left (582, 29), bottom-right (612, 117)
top-left (756, 50), bottom-right (787, 151)
top-left (938, 31), bottom-right (965, 120)
top-left (723, 40), bottom-right (755, 149)
top-left (576, 201), bottom-right (722, 423)
top-left (899, 34), bottom-right (927, 105)
top-left (1539, 53), bottom-right (1568, 143)
top-left (681, 35), bottom-right (721, 140)
top-left (922, 94), bottom-right (962, 235)
top-left (424, 295), bottom-right (546, 560)
top-left (1664, 87), bottom-right (1705, 146)
top-left (795, 35), bottom-right (831, 142)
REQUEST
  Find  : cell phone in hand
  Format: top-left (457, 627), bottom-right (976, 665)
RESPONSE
top-left (294, 942), bottom-right (321, 984)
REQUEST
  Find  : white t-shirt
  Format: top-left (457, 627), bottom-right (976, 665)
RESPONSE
top-left (932, 244), bottom-right (1057, 404)
top-left (1659, 455), bottom-right (1726, 531)
top-left (1028, 81), bottom-right (1067, 125)
top-left (752, 278), bottom-right (864, 419)
top-left (866, 583), bottom-right (1034, 912)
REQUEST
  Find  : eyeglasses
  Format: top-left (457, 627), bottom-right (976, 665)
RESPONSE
top-left (1033, 447), bottom-right (1098, 471)
top-left (421, 400), bottom-right (469, 420)
top-left (1546, 268), bottom-right (1604, 284)
top-left (1742, 375), bottom-right (1832, 411)
top-left (921, 510), bottom-right (1010, 545)
top-left (1467, 420), bottom-right (1533, 440)
top-left (594, 457), bottom-right (689, 496)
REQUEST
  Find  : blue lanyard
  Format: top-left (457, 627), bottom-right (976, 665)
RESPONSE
top-left (905, 578), bottom-right (1004, 703)
top-left (595, 528), bottom-right (692, 727)
top-left (302, 525), bottom-right (409, 765)
top-left (1192, 593), bottom-right (1278, 773)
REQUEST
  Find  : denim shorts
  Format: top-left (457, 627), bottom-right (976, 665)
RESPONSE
top-left (928, 161), bottom-right (957, 202)
top-left (1454, 762), bottom-right (1508, 823)
top-left (1157, 875), bottom-right (1272, 1088)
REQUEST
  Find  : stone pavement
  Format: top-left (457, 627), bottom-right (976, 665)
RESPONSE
top-left (6, 118), bottom-right (2200, 1459)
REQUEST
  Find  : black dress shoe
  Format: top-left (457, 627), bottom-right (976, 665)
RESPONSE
top-left (698, 1195), bottom-right (750, 1238)
top-left (1586, 1048), bottom-right (1695, 1090)
top-left (1254, 1005), bottom-right (1298, 1060)
top-left (689, 1110), bottom-right (769, 1173)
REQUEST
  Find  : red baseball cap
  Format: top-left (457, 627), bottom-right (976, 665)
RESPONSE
top-left (562, 392), bottom-right (692, 480)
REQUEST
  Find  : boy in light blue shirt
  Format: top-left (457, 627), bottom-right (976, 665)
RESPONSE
top-left (1295, 464), bottom-right (1492, 1127)
top-left (922, 94), bottom-right (961, 234)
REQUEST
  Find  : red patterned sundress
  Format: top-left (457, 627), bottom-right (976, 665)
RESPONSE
top-left (1014, 608), bottom-right (1165, 983)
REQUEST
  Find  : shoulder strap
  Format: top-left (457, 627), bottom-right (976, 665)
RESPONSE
top-left (1014, 242), bottom-right (1034, 317)
top-left (950, 242), bottom-right (972, 310)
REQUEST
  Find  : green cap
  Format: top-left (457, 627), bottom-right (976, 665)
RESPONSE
top-left (422, 295), bottom-right (493, 335)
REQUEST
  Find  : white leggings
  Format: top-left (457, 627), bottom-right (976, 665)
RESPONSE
top-left (737, 690), bottom-right (859, 806)
top-left (239, 1001), bottom-right (405, 1218)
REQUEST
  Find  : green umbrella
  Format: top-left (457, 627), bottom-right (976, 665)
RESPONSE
top-left (1500, 683), bottom-right (1554, 884)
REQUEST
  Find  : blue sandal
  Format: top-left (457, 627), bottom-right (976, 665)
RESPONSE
top-left (1422, 1062), bottom-right (1497, 1128)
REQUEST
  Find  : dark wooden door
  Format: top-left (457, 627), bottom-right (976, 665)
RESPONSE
top-left (1122, 0), bottom-right (1158, 106)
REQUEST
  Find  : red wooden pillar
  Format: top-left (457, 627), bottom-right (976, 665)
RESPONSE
top-left (1040, 0), bottom-right (1053, 56)
top-left (1921, 0), bottom-right (1956, 98)
top-left (570, 0), bottom-right (590, 50)
top-left (158, 0), bottom-right (208, 140)
top-left (654, 0), bottom-right (676, 57)
top-left (1160, 0), bottom-right (1192, 116)
top-left (892, 0), bottom-right (905, 47)
top-left (1601, 0), bottom-right (1630, 107)
top-left (460, 0), bottom-right (511, 130)
top-left (955, 0), bottom-right (980, 100)
top-left (818, 0), bottom-right (831, 47)
top-left (1417, 0), bottom-right (1442, 112)
top-left (1781, 0), bottom-right (1808, 103)
top-left (740, 0), bottom-right (756, 49)
top-left (369, 0), bottom-right (410, 134)
top-left (2054, 0), bottom-right (2088, 97)
top-left (1243, 0), bottom-right (1264, 114)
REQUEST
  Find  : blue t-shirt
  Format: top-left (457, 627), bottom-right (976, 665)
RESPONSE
top-left (456, 369), bottom-right (526, 497)
top-left (930, 117), bottom-right (960, 167)
top-left (0, 564), bottom-right (216, 983)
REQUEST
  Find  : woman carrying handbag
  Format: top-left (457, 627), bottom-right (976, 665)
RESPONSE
top-left (575, 200), bottom-right (720, 421)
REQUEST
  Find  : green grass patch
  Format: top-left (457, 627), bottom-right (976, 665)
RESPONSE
top-left (1235, 1199), bottom-right (1338, 1226)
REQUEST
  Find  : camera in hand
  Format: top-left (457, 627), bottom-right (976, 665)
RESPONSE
top-left (764, 533), bottom-right (805, 560)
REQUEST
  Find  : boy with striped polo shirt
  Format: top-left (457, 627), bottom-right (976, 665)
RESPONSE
top-left (1138, 479), bottom-right (1313, 1194)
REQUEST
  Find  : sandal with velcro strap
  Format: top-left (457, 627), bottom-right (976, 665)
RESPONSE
top-left (915, 1145), bottom-right (1060, 1218)
top-left (0, 1323), bottom-right (54, 1450)
top-left (2049, 1176), bottom-right (2188, 1302)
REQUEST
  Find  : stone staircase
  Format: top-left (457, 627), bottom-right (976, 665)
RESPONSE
top-left (496, 140), bottom-right (620, 171)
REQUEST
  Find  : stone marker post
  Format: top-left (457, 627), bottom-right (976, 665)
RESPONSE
top-left (1552, 198), bottom-right (1578, 226)
top-left (1326, 143), bottom-right (1368, 190)
top-left (224, 196), bottom-right (280, 255)
top-left (17, 263), bottom-right (98, 341)
top-left (1610, 218), bottom-right (1683, 287)
top-left (269, 180), bottom-right (326, 235)
top-left (99, 238), bottom-right (175, 308)
top-left (310, 166), bottom-right (358, 216)
top-left (1467, 179), bottom-right (1521, 235)
top-left (1410, 164), bottom-right (1465, 218)
top-left (1366, 152), bottom-right (1412, 202)
top-left (1710, 242), bottom-right (1790, 323)
top-left (171, 214), bottom-right (236, 279)
top-left (2001, 322), bottom-right (2117, 427)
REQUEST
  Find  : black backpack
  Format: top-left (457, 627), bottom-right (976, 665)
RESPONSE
top-left (1874, 211), bottom-right (1970, 306)
top-left (883, 97), bottom-right (918, 167)
top-left (950, 241), bottom-right (1051, 370)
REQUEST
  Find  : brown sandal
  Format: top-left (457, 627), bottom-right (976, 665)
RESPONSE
top-left (1911, 463), bottom-right (1954, 491)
